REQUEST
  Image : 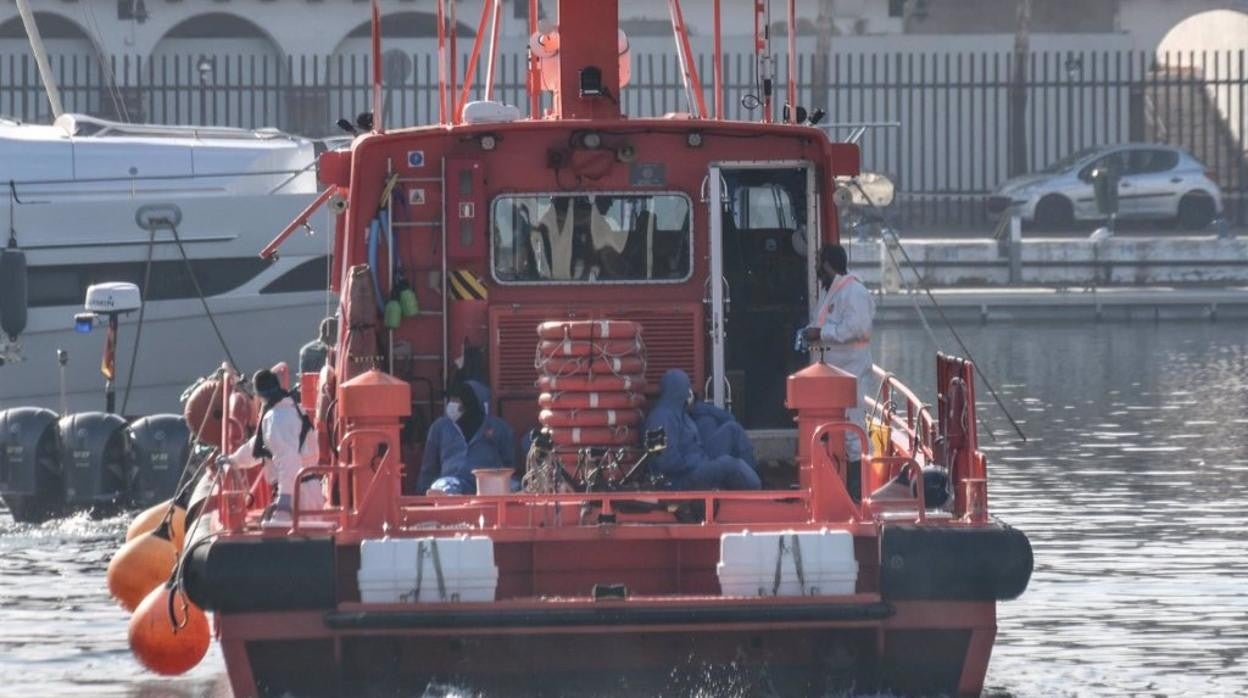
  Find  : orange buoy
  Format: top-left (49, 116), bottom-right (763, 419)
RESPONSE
top-left (125, 501), bottom-right (187, 550)
top-left (107, 521), bottom-right (178, 611)
top-left (182, 378), bottom-right (225, 447)
top-left (128, 584), bottom-right (210, 676)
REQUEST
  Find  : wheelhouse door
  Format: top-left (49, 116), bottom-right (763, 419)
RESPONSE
top-left (706, 162), bottom-right (816, 429)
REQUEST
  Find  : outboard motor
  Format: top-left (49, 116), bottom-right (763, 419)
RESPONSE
top-left (0, 407), bottom-right (62, 522)
top-left (125, 414), bottom-right (191, 509)
top-left (58, 412), bottom-right (128, 514)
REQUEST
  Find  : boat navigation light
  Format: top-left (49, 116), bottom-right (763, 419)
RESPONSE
top-left (479, 134), bottom-right (498, 151)
top-left (577, 131), bottom-right (603, 149)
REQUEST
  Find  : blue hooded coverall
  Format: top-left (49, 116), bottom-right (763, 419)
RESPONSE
top-left (644, 369), bottom-right (761, 490)
top-left (690, 401), bottom-right (757, 470)
top-left (417, 381), bottom-right (515, 495)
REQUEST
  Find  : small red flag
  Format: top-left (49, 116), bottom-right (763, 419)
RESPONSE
top-left (101, 321), bottom-right (116, 381)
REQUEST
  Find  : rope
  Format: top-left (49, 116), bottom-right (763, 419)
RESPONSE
top-left (770, 534), bottom-right (808, 596)
top-left (855, 179), bottom-right (1025, 442)
top-left (880, 237), bottom-right (997, 444)
top-left (119, 222), bottom-right (158, 415)
top-left (162, 219), bottom-right (239, 372)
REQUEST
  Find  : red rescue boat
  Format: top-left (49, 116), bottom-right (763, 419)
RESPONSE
top-left (147, 2), bottom-right (1032, 696)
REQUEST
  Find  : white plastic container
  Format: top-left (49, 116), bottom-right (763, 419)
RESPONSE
top-left (717, 528), bottom-right (858, 597)
top-left (358, 535), bottom-right (498, 603)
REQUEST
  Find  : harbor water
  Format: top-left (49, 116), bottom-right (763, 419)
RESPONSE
top-left (2, 320), bottom-right (1247, 697)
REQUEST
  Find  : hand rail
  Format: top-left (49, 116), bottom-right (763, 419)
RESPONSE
top-left (869, 364), bottom-right (935, 461)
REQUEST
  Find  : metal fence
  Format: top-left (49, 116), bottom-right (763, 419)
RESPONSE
top-left (3, 48), bottom-right (1245, 229)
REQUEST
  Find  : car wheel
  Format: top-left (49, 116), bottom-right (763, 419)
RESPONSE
top-left (1033, 195), bottom-right (1074, 230)
top-left (1177, 193), bottom-right (1215, 230)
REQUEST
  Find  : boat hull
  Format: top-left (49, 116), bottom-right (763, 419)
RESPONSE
top-left (207, 598), bottom-right (996, 697)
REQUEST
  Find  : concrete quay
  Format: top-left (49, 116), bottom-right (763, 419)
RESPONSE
top-left (846, 234), bottom-right (1248, 322)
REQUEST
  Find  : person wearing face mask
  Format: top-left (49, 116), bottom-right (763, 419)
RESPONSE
top-left (417, 380), bottom-right (515, 495)
top-left (644, 369), bottom-right (761, 491)
top-left (801, 244), bottom-right (876, 500)
top-left (217, 369), bottom-right (324, 525)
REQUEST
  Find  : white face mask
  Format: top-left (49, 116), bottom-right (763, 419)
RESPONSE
top-left (445, 401), bottom-right (463, 422)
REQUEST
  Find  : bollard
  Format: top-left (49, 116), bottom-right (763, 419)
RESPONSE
top-left (337, 370), bottom-right (410, 532)
top-left (785, 363), bottom-right (858, 492)
top-left (1008, 215), bottom-right (1022, 284)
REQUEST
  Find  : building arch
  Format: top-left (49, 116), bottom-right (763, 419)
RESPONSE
top-left (1153, 10), bottom-right (1248, 194)
top-left (331, 11), bottom-right (477, 56)
top-left (148, 13), bottom-right (285, 129)
top-left (0, 11), bottom-right (105, 121)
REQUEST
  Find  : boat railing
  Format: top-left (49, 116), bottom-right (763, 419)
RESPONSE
top-left (867, 364), bottom-right (936, 463)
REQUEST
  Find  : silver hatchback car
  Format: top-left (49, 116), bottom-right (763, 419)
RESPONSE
top-left (987, 144), bottom-right (1223, 229)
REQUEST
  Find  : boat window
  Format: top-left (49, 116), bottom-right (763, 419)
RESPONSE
top-left (491, 193), bottom-right (691, 283)
top-left (260, 256), bottom-right (329, 294)
top-left (733, 184), bottom-right (796, 231)
top-left (26, 258), bottom-right (268, 308)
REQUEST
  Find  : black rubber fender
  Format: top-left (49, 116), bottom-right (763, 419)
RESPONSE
top-left (182, 537), bottom-right (336, 613)
top-left (880, 522), bottom-right (1033, 601)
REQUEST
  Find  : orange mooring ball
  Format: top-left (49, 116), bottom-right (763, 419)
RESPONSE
top-left (128, 584), bottom-right (210, 676)
top-left (182, 378), bottom-right (225, 447)
top-left (126, 500), bottom-right (187, 550)
top-left (107, 523), bottom-right (178, 611)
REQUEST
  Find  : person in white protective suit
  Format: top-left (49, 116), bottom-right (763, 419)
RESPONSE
top-left (801, 244), bottom-right (876, 501)
top-left (218, 369), bottom-right (324, 525)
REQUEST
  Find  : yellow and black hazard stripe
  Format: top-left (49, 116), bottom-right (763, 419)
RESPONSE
top-left (448, 269), bottom-right (488, 300)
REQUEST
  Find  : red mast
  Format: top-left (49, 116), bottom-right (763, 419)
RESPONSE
top-left (553, 0), bottom-right (622, 119)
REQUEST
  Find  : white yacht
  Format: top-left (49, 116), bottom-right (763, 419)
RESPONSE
top-left (0, 114), bottom-right (333, 416)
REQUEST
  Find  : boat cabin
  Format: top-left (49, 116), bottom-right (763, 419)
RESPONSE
top-left (315, 1), bottom-right (860, 486)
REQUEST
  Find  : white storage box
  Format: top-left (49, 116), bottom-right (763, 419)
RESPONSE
top-left (358, 535), bottom-right (498, 603)
top-left (717, 529), bottom-right (858, 597)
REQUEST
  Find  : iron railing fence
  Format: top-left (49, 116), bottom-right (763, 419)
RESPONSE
top-left (2, 49), bottom-right (1244, 229)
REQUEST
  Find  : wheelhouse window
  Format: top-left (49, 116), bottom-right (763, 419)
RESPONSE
top-left (492, 193), bottom-right (691, 283)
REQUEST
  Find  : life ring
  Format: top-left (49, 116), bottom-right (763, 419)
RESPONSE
top-left (538, 355), bottom-right (647, 376)
top-left (538, 391), bottom-right (646, 409)
top-left (536, 374), bottom-right (647, 393)
top-left (537, 320), bottom-right (640, 341)
top-left (540, 408), bottom-right (644, 428)
top-left (536, 338), bottom-right (643, 359)
top-left (548, 426), bottom-right (637, 447)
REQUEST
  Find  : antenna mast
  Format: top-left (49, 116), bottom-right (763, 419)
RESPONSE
top-left (15, 0), bottom-right (64, 119)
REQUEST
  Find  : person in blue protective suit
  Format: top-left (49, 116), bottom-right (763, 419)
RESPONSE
top-left (690, 397), bottom-right (757, 470)
top-left (417, 380), bottom-right (515, 495)
top-left (644, 369), bottom-right (761, 491)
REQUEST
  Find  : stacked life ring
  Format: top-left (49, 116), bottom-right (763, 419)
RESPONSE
top-left (534, 320), bottom-right (648, 468)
